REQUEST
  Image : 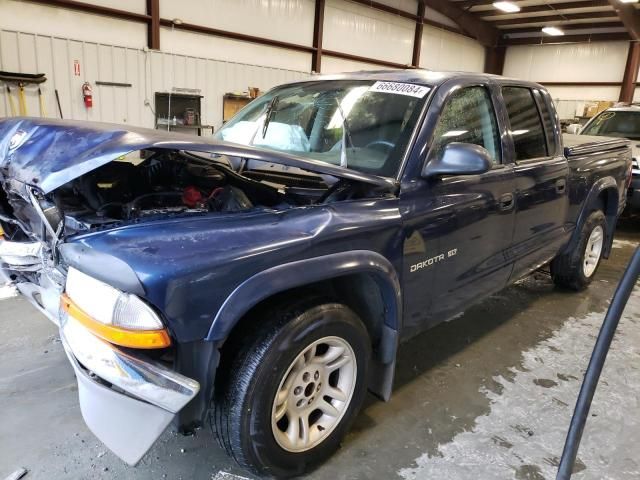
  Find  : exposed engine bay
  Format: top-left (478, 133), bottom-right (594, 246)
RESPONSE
top-left (55, 150), bottom-right (291, 234)
top-left (0, 149), bottom-right (376, 243)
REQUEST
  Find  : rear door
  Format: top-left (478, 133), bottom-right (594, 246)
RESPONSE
top-left (399, 79), bottom-right (516, 337)
top-left (501, 85), bottom-right (570, 280)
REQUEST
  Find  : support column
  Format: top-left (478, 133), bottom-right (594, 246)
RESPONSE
top-left (619, 42), bottom-right (640, 104)
top-left (484, 46), bottom-right (506, 75)
top-left (147, 0), bottom-right (160, 50)
top-left (412, 1), bottom-right (426, 68)
top-left (312, 0), bottom-right (325, 73)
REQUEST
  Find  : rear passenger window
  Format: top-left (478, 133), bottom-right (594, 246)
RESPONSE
top-left (502, 87), bottom-right (548, 161)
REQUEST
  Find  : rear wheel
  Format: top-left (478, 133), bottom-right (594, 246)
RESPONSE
top-left (551, 209), bottom-right (607, 290)
top-left (213, 299), bottom-right (370, 477)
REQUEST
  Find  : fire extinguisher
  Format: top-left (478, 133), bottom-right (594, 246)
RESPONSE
top-left (82, 82), bottom-right (93, 108)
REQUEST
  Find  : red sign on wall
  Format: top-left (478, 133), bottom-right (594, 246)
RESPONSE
top-left (73, 60), bottom-right (80, 76)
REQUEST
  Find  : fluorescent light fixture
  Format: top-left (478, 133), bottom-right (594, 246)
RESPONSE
top-left (493, 1), bottom-right (520, 13)
top-left (511, 129), bottom-right (529, 136)
top-left (542, 26), bottom-right (565, 36)
top-left (619, 0), bottom-right (638, 3)
top-left (442, 130), bottom-right (468, 137)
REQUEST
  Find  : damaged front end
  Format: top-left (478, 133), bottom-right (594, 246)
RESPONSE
top-left (0, 177), bottom-right (65, 323)
top-left (0, 117), bottom-right (396, 465)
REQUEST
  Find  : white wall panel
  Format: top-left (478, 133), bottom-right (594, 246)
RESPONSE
top-left (546, 86), bottom-right (622, 102)
top-left (83, 0), bottom-right (146, 15)
top-left (0, 29), bottom-right (309, 130)
top-left (420, 26), bottom-right (485, 72)
top-left (504, 42), bottom-right (629, 83)
top-left (549, 86), bottom-right (623, 120)
top-left (159, 0), bottom-right (315, 46)
top-left (324, 0), bottom-right (414, 65)
top-left (374, 0), bottom-right (416, 14)
top-left (424, 6), bottom-right (459, 29)
top-left (0, 0), bottom-right (146, 48)
top-left (321, 56), bottom-right (397, 73)
top-left (161, 27), bottom-right (312, 72)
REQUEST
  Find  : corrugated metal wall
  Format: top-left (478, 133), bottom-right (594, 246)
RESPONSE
top-left (0, 29), bottom-right (309, 130)
top-left (503, 41), bottom-right (635, 119)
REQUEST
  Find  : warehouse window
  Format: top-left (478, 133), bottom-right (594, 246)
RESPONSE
top-left (431, 86), bottom-right (501, 164)
top-left (502, 87), bottom-right (548, 161)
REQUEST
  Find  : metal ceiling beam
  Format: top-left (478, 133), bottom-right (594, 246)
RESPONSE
top-left (501, 32), bottom-right (631, 45)
top-left (421, 0), bottom-right (501, 46)
top-left (491, 11), bottom-right (618, 26)
top-left (608, 0), bottom-right (640, 40)
top-left (456, 0), bottom-right (497, 8)
top-left (502, 21), bottom-right (625, 34)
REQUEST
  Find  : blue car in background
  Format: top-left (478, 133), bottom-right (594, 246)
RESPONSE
top-left (0, 70), bottom-right (632, 477)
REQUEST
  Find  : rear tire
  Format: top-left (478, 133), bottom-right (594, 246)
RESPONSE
top-left (213, 298), bottom-right (371, 478)
top-left (551, 209), bottom-right (606, 290)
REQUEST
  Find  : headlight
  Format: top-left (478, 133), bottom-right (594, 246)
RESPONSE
top-left (63, 267), bottom-right (171, 349)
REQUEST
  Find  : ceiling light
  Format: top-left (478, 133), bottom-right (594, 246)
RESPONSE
top-left (619, 0), bottom-right (638, 3)
top-left (542, 26), bottom-right (565, 36)
top-left (493, 1), bottom-right (521, 12)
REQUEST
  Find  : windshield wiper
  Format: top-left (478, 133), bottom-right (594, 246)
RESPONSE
top-left (262, 95), bottom-right (280, 139)
top-left (334, 97), bottom-right (355, 168)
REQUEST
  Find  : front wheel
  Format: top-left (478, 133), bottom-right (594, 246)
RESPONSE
top-left (213, 299), bottom-right (371, 477)
top-left (551, 209), bottom-right (607, 290)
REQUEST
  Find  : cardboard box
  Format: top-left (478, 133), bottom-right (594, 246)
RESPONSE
top-left (596, 101), bottom-right (615, 114)
top-left (583, 101), bottom-right (615, 118)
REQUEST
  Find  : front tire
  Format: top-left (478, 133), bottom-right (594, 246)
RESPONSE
top-left (213, 299), bottom-right (371, 477)
top-left (551, 209), bottom-right (607, 290)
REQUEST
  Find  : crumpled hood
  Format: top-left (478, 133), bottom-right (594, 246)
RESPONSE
top-left (0, 117), bottom-right (396, 194)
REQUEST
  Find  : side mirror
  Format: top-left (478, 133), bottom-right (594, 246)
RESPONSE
top-left (422, 142), bottom-right (492, 179)
top-left (566, 124), bottom-right (582, 134)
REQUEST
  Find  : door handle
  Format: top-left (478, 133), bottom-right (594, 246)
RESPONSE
top-left (556, 179), bottom-right (567, 193)
top-left (498, 193), bottom-right (514, 211)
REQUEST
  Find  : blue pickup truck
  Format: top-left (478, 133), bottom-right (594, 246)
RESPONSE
top-left (0, 71), bottom-right (633, 477)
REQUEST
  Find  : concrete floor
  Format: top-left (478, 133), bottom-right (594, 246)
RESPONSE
top-left (0, 214), bottom-right (638, 480)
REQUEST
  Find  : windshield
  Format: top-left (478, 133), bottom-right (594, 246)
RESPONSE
top-left (581, 110), bottom-right (640, 141)
top-left (214, 80), bottom-right (430, 177)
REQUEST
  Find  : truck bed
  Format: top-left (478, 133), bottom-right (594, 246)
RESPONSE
top-left (563, 133), bottom-right (630, 157)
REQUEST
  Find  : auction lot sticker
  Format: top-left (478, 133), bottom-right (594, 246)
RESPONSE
top-left (369, 81), bottom-right (430, 98)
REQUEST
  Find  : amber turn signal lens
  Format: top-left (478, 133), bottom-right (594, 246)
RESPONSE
top-left (61, 294), bottom-right (172, 349)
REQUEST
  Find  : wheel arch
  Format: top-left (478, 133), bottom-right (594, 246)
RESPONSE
top-left (206, 250), bottom-right (402, 401)
top-left (565, 177), bottom-right (619, 259)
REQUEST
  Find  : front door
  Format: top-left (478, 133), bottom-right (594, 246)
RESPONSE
top-left (399, 81), bottom-right (516, 338)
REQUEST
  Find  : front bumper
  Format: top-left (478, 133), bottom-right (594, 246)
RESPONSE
top-left (0, 239), bottom-right (62, 325)
top-left (60, 313), bottom-right (200, 465)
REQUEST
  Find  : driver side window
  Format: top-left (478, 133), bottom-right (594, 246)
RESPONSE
top-left (431, 86), bottom-right (502, 164)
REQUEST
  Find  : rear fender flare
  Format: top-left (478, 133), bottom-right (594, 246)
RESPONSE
top-left (565, 176), bottom-right (619, 258)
